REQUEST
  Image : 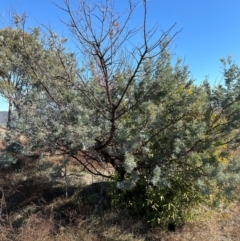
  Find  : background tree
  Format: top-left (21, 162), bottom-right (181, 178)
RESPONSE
top-left (0, 15), bottom-right (41, 128)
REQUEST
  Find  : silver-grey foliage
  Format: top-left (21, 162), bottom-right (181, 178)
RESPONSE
top-left (1, 0), bottom-right (240, 226)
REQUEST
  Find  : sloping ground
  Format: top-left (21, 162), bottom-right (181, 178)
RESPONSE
top-left (0, 131), bottom-right (240, 240)
top-left (0, 158), bottom-right (240, 241)
top-left (0, 126), bottom-right (7, 133)
top-left (0, 126), bottom-right (7, 150)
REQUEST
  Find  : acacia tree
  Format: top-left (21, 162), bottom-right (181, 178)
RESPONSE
top-left (1, 0), bottom-right (240, 226)
top-left (50, 0), bottom-right (179, 170)
top-left (4, 0), bottom-right (178, 173)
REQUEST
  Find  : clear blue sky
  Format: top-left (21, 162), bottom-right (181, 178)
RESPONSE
top-left (0, 0), bottom-right (240, 111)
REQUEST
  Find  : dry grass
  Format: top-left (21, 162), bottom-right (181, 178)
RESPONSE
top-left (0, 138), bottom-right (240, 240)
top-left (0, 127), bottom-right (7, 150)
top-left (16, 214), bottom-right (54, 241)
top-left (1, 203), bottom-right (240, 241)
top-left (0, 140), bottom-right (5, 150)
top-left (0, 126), bottom-right (7, 133)
top-left (19, 135), bottom-right (28, 145)
top-left (0, 161), bottom-right (240, 241)
top-left (0, 127), bottom-right (28, 150)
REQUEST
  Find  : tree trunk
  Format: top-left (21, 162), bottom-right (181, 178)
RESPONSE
top-left (7, 98), bottom-right (12, 129)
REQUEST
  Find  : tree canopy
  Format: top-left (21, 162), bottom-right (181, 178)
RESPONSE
top-left (0, 19), bottom-right (42, 128)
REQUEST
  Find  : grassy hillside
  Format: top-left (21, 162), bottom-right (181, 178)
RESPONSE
top-left (0, 152), bottom-right (240, 241)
